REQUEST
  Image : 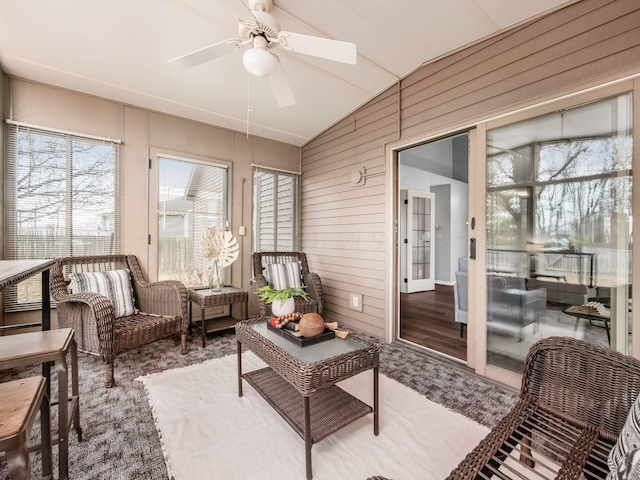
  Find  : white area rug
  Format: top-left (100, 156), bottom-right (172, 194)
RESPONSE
top-left (138, 352), bottom-right (489, 480)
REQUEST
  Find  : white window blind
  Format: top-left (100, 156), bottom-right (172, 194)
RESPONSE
top-left (252, 166), bottom-right (299, 252)
top-left (157, 156), bottom-right (228, 285)
top-left (5, 123), bottom-right (120, 312)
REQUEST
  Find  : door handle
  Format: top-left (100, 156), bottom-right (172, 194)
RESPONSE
top-left (470, 238), bottom-right (476, 259)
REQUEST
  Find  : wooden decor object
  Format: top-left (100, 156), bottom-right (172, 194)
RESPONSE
top-left (299, 313), bottom-right (325, 338)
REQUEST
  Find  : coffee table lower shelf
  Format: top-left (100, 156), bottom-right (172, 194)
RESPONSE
top-left (243, 366), bottom-right (372, 444)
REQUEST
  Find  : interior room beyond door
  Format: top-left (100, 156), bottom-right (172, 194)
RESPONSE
top-left (398, 134), bottom-right (469, 361)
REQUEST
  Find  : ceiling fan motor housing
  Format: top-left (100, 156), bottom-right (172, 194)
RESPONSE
top-left (239, 9), bottom-right (280, 46)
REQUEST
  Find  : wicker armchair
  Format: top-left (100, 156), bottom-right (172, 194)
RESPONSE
top-left (50, 255), bottom-right (189, 388)
top-left (252, 252), bottom-right (323, 317)
top-left (447, 336), bottom-right (640, 479)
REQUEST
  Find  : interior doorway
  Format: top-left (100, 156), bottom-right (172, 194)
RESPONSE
top-left (400, 190), bottom-right (436, 293)
top-left (397, 133), bottom-right (470, 361)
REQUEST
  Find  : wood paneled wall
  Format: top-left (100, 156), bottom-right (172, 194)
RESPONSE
top-left (300, 0), bottom-right (640, 339)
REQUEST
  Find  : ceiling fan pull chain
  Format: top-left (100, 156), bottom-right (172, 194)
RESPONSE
top-left (246, 71), bottom-right (252, 139)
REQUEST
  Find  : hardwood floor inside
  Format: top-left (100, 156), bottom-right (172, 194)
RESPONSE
top-left (399, 284), bottom-right (467, 361)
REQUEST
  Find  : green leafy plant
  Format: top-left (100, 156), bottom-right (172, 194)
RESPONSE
top-left (258, 285), bottom-right (309, 304)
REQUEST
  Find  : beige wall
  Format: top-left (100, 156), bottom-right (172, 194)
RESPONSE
top-left (3, 78), bottom-right (300, 325)
top-left (0, 71), bottom-right (5, 259)
top-left (301, 0), bottom-right (640, 339)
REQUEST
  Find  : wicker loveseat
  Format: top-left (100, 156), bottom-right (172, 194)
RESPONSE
top-left (50, 255), bottom-right (189, 387)
top-left (252, 252), bottom-right (323, 317)
top-left (447, 336), bottom-right (640, 479)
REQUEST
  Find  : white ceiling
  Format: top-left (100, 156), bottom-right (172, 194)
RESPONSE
top-left (0, 0), bottom-right (576, 147)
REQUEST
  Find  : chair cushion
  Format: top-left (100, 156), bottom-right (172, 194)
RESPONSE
top-left (608, 393), bottom-right (640, 479)
top-left (265, 262), bottom-right (302, 290)
top-left (69, 269), bottom-right (138, 318)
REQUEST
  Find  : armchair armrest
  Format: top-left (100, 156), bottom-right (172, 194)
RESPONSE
top-left (522, 287), bottom-right (547, 323)
top-left (303, 272), bottom-right (323, 315)
top-left (254, 274), bottom-right (268, 317)
top-left (55, 291), bottom-right (116, 363)
top-left (132, 279), bottom-right (189, 332)
top-left (254, 273), bottom-right (268, 289)
top-left (523, 287), bottom-right (546, 304)
top-left (126, 254), bottom-right (188, 333)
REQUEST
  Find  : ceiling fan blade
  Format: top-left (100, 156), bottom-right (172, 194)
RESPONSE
top-left (268, 59), bottom-right (296, 108)
top-left (168, 38), bottom-right (242, 69)
top-left (278, 31), bottom-right (357, 65)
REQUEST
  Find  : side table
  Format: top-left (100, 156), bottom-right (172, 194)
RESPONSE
top-left (563, 305), bottom-right (611, 345)
top-left (189, 286), bottom-right (248, 347)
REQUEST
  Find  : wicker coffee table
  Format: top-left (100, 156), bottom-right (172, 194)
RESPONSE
top-left (236, 319), bottom-right (380, 480)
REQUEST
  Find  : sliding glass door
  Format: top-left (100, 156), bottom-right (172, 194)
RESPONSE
top-left (484, 92), bottom-right (633, 373)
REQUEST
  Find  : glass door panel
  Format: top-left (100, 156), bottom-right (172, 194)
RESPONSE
top-left (157, 157), bottom-right (227, 285)
top-left (485, 92), bottom-right (633, 373)
top-left (407, 191), bottom-right (435, 292)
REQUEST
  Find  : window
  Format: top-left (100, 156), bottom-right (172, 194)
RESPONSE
top-left (5, 124), bottom-right (120, 311)
top-left (252, 166), bottom-right (299, 252)
top-left (155, 155), bottom-right (228, 285)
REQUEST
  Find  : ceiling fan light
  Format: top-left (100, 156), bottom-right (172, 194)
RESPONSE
top-left (243, 47), bottom-right (277, 77)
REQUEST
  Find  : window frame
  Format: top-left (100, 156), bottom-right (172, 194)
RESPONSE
top-left (148, 148), bottom-right (232, 283)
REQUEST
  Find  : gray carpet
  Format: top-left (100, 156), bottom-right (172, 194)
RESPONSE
top-left (0, 328), bottom-right (517, 480)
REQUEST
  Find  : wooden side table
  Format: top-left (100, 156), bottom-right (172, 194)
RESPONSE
top-left (189, 286), bottom-right (248, 348)
top-left (0, 328), bottom-right (82, 480)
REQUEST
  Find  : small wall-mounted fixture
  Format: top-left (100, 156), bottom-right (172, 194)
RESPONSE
top-left (350, 168), bottom-right (366, 186)
top-left (349, 292), bottom-right (363, 312)
top-left (350, 166), bottom-right (385, 187)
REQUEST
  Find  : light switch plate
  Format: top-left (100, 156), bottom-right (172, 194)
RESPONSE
top-left (349, 292), bottom-right (363, 312)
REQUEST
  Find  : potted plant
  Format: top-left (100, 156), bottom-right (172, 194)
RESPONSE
top-left (258, 285), bottom-right (309, 317)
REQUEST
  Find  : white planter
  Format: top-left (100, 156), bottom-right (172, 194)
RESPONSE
top-left (271, 297), bottom-right (295, 317)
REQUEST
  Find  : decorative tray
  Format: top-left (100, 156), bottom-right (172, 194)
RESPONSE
top-left (266, 320), bottom-right (335, 347)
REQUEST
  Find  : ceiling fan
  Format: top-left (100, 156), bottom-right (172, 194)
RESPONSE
top-left (168, 0), bottom-right (357, 107)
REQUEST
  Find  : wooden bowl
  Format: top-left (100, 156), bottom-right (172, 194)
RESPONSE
top-left (299, 313), bottom-right (325, 338)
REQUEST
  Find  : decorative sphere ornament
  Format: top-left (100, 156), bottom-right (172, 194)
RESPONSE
top-left (299, 313), bottom-right (325, 338)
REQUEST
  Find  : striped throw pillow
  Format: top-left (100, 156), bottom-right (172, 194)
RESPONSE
top-left (608, 393), bottom-right (640, 479)
top-left (265, 262), bottom-right (302, 290)
top-left (69, 269), bottom-right (138, 318)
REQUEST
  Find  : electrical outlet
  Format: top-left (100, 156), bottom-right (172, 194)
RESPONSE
top-left (238, 225), bottom-right (246, 236)
top-left (349, 293), bottom-right (363, 312)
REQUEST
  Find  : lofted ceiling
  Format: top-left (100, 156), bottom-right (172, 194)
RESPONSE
top-left (0, 0), bottom-right (577, 147)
